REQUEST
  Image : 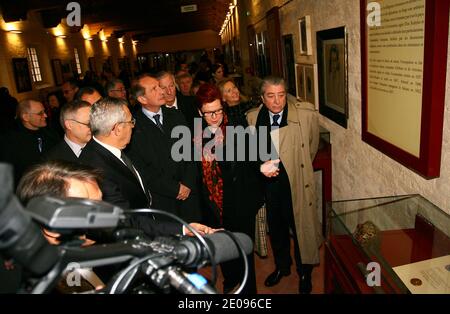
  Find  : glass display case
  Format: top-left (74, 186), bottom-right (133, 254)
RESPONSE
top-left (325, 195), bottom-right (450, 294)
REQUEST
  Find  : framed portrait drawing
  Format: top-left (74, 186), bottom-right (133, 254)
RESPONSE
top-left (299, 15), bottom-right (312, 55)
top-left (12, 58), bottom-right (32, 93)
top-left (360, 0), bottom-right (450, 178)
top-left (317, 26), bottom-right (348, 128)
top-left (295, 64), bottom-right (306, 101)
top-left (304, 63), bottom-right (319, 110)
top-left (282, 34), bottom-right (296, 96)
top-left (51, 59), bottom-right (63, 86)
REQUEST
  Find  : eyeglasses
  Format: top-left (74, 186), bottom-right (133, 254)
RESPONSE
top-left (202, 108), bottom-right (223, 118)
top-left (27, 110), bottom-right (46, 116)
top-left (120, 117), bottom-right (136, 126)
top-left (67, 119), bottom-right (90, 127)
top-left (110, 88), bottom-right (126, 93)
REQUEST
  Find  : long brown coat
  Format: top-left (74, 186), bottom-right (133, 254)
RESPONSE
top-left (247, 98), bottom-right (322, 264)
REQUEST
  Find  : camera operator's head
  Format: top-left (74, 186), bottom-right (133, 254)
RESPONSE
top-left (17, 161), bottom-right (102, 205)
top-left (16, 161), bottom-right (103, 245)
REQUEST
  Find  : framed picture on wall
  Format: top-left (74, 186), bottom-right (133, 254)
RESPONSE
top-left (295, 64), bottom-right (306, 101)
top-left (51, 59), bottom-right (64, 86)
top-left (317, 26), bottom-right (348, 128)
top-left (299, 15), bottom-right (312, 55)
top-left (304, 63), bottom-right (319, 110)
top-left (360, 0), bottom-right (450, 178)
top-left (12, 58), bottom-right (32, 93)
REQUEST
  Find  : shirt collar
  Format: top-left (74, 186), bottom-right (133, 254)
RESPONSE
top-left (93, 136), bottom-right (122, 160)
top-left (269, 109), bottom-right (284, 125)
top-left (165, 97), bottom-right (178, 110)
top-left (142, 107), bottom-right (163, 124)
top-left (64, 135), bottom-right (85, 158)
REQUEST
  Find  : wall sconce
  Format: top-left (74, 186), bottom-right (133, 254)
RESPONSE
top-left (8, 30), bottom-right (23, 34)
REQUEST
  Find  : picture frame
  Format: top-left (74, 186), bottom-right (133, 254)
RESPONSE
top-left (295, 64), bottom-right (306, 101)
top-left (51, 59), bottom-right (64, 86)
top-left (304, 63), bottom-right (319, 110)
top-left (295, 63), bottom-right (319, 110)
top-left (282, 34), bottom-right (296, 96)
top-left (12, 58), bottom-right (32, 93)
top-left (360, 0), bottom-right (450, 178)
top-left (298, 15), bottom-right (312, 55)
top-left (317, 26), bottom-right (348, 128)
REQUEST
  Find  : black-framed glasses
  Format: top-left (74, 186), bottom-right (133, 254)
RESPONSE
top-left (202, 108), bottom-right (223, 118)
top-left (27, 110), bottom-right (46, 116)
top-left (120, 117), bottom-right (136, 126)
top-left (67, 119), bottom-right (90, 127)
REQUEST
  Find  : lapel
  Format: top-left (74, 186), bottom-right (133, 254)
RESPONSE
top-left (89, 140), bottom-right (140, 184)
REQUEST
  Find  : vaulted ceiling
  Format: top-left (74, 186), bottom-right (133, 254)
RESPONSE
top-left (0, 0), bottom-right (231, 40)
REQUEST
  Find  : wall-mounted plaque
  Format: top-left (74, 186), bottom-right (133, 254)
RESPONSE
top-left (361, 0), bottom-right (450, 178)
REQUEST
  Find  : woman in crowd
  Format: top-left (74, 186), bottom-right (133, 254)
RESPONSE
top-left (194, 84), bottom-right (263, 294)
top-left (217, 78), bottom-right (257, 127)
top-left (211, 63), bottom-right (226, 85)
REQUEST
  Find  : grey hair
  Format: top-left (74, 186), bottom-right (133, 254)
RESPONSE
top-left (105, 79), bottom-right (124, 94)
top-left (260, 76), bottom-right (286, 95)
top-left (90, 97), bottom-right (127, 136)
top-left (155, 70), bottom-right (175, 82)
top-left (17, 98), bottom-right (38, 116)
top-left (60, 100), bottom-right (91, 129)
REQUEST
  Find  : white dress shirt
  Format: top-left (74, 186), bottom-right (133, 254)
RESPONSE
top-left (269, 109), bottom-right (284, 126)
top-left (142, 107), bottom-right (163, 126)
top-left (64, 135), bottom-right (85, 158)
top-left (165, 97), bottom-right (178, 110)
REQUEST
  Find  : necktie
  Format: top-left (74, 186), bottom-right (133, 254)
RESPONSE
top-left (121, 151), bottom-right (139, 180)
top-left (121, 151), bottom-right (153, 207)
top-left (272, 114), bottom-right (280, 127)
top-left (37, 137), bottom-right (43, 153)
top-left (153, 114), bottom-right (164, 132)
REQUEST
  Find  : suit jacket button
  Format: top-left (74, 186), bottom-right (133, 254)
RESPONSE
top-left (302, 143), bottom-right (305, 147)
top-left (309, 202), bottom-right (312, 206)
top-left (301, 164), bottom-right (304, 168)
top-left (305, 184), bottom-right (309, 188)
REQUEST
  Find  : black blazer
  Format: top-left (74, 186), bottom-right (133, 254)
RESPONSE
top-left (175, 92), bottom-right (201, 133)
top-left (43, 139), bottom-right (79, 163)
top-left (127, 106), bottom-right (201, 223)
top-left (79, 139), bottom-right (181, 238)
top-left (0, 124), bottom-right (59, 187)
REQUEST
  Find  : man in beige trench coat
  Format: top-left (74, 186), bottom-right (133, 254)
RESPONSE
top-left (246, 76), bottom-right (321, 293)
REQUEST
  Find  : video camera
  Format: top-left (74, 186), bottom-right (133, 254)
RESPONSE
top-left (0, 163), bottom-right (252, 294)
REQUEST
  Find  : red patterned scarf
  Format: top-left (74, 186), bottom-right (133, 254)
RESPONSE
top-left (194, 114), bottom-right (228, 223)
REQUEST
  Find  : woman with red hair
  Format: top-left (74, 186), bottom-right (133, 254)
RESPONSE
top-left (195, 84), bottom-right (263, 294)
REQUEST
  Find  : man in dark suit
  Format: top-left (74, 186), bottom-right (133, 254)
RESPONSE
top-left (128, 74), bottom-right (201, 223)
top-left (79, 97), bottom-right (211, 238)
top-left (0, 99), bottom-right (59, 187)
top-left (156, 71), bottom-right (200, 132)
top-left (45, 100), bottom-right (92, 163)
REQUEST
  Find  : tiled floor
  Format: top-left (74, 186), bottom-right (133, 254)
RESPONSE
top-left (201, 239), bottom-right (325, 294)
